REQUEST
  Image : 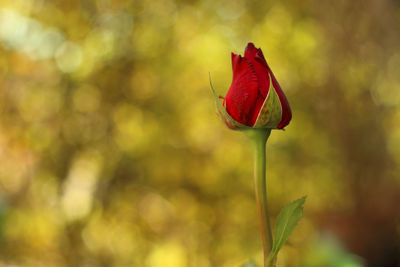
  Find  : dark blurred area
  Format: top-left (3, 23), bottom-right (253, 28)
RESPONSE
top-left (0, 0), bottom-right (399, 266)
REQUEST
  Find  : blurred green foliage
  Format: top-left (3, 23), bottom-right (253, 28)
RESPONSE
top-left (300, 235), bottom-right (364, 267)
top-left (0, 0), bottom-right (399, 266)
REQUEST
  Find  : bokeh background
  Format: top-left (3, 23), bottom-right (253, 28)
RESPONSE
top-left (0, 0), bottom-right (399, 266)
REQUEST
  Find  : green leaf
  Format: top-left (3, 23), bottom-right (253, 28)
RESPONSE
top-left (268, 196), bottom-right (307, 263)
top-left (241, 260), bottom-right (258, 267)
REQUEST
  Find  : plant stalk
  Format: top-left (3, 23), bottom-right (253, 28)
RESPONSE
top-left (246, 128), bottom-right (273, 267)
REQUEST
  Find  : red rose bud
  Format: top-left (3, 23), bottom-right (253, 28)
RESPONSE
top-left (211, 43), bottom-right (292, 130)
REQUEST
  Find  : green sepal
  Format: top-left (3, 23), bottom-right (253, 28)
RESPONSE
top-left (267, 196), bottom-right (307, 265)
top-left (209, 74), bottom-right (250, 130)
top-left (253, 73), bottom-right (282, 128)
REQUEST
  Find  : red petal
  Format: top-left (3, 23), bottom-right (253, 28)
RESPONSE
top-left (225, 53), bottom-right (262, 126)
top-left (244, 42), bottom-right (258, 58)
top-left (244, 42), bottom-right (292, 129)
top-left (244, 43), bottom-right (270, 99)
top-left (272, 75), bottom-right (292, 129)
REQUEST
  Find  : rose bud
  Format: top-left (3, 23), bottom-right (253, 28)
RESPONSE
top-left (210, 42), bottom-right (291, 130)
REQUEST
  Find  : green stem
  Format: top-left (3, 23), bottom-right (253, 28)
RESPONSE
top-left (245, 128), bottom-right (273, 267)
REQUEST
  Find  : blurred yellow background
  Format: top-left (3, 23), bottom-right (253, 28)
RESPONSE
top-left (0, 0), bottom-right (399, 266)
